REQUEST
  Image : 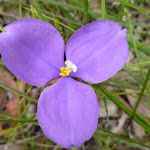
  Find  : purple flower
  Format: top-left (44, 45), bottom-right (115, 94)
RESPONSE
top-left (0, 18), bottom-right (129, 148)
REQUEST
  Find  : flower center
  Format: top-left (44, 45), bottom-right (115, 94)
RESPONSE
top-left (59, 60), bottom-right (77, 77)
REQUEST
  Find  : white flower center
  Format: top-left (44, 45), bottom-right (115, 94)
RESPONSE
top-left (59, 60), bottom-right (77, 76)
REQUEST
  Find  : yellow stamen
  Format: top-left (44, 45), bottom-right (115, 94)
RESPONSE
top-left (60, 67), bottom-right (66, 72)
top-left (66, 66), bottom-right (72, 71)
top-left (65, 70), bottom-right (70, 76)
top-left (59, 67), bottom-right (71, 76)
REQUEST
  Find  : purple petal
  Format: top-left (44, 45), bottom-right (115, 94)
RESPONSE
top-left (37, 77), bottom-right (99, 148)
top-left (66, 20), bottom-right (129, 83)
top-left (0, 18), bottom-right (65, 86)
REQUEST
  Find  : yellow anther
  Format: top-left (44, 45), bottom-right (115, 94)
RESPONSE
top-left (59, 67), bottom-right (71, 77)
top-left (59, 73), bottom-right (66, 76)
top-left (59, 61), bottom-right (77, 77)
top-left (65, 70), bottom-right (70, 76)
top-left (60, 67), bottom-right (66, 72)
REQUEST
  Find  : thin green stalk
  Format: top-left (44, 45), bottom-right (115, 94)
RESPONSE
top-left (97, 127), bottom-right (150, 148)
top-left (112, 90), bottom-right (141, 96)
top-left (126, 8), bottom-right (144, 79)
top-left (17, 78), bottom-right (21, 117)
top-left (123, 67), bottom-right (150, 136)
top-left (124, 68), bottom-right (143, 85)
top-left (132, 67), bottom-right (150, 117)
top-left (0, 82), bottom-right (38, 103)
top-left (0, 112), bottom-right (25, 120)
top-left (44, 15), bottom-right (75, 32)
top-left (101, 0), bottom-right (105, 20)
top-left (84, 0), bottom-right (89, 24)
top-left (0, 123), bottom-right (28, 135)
top-left (29, 0), bottom-right (46, 21)
top-left (0, 120), bottom-right (37, 123)
top-left (117, 0), bottom-right (150, 19)
top-left (95, 130), bottom-right (111, 150)
top-left (25, 5), bottom-right (76, 32)
top-left (19, 0), bottom-right (22, 18)
top-left (126, 7), bottom-right (150, 97)
top-left (0, 26), bottom-right (6, 32)
top-left (123, 61), bottom-right (150, 69)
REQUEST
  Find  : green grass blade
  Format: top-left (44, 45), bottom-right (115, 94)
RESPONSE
top-left (38, 0), bottom-right (84, 11)
top-left (132, 67), bottom-right (150, 118)
top-left (126, 7), bottom-right (144, 80)
top-left (19, 0), bottom-right (22, 18)
top-left (0, 82), bottom-right (38, 103)
top-left (0, 113), bottom-right (25, 120)
top-left (92, 84), bottom-right (150, 134)
top-left (94, 130), bottom-right (111, 150)
top-left (119, 67), bottom-right (150, 141)
top-left (104, 79), bottom-right (141, 90)
top-left (0, 26), bottom-right (6, 32)
top-left (127, 35), bottom-right (150, 56)
top-left (29, 0), bottom-right (46, 21)
top-left (97, 127), bottom-right (150, 148)
top-left (44, 14), bottom-right (76, 32)
top-left (84, 0), bottom-right (89, 24)
top-left (0, 120), bottom-right (37, 123)
top-left (101, 0), bottom-right (105, 20)
top-left (126, 7), bottom-right (150, 97)
top-left (117, 0), bottom-right (150, 19)
top-left (123, 61), bottom-right (150, 69)
top-left (0, 123), bottom-right (28, 135)
top-left (123, 68), bottom-right (143, 85)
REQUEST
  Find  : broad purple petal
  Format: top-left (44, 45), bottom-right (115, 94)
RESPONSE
top-left (0, 18), bottom-right (65, 86)
top-left (66, 20), bottom-right (129, 83)
top-left (37, 77), bottom-right (99, 148)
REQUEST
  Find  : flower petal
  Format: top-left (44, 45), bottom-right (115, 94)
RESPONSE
top-left (37, 77), bottom-right (99, 148)
top-left (0, 18), bottom-right (65, 86)
top-left (66, 20), bottom-right (129, 83)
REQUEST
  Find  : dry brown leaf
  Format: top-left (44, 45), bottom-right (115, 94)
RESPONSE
top-left (0, 67), bottom-right (16, 89)
top-left (0, 66), bottom-right (17, 111)
top-left (7, 81), bottom-right (25, 126)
